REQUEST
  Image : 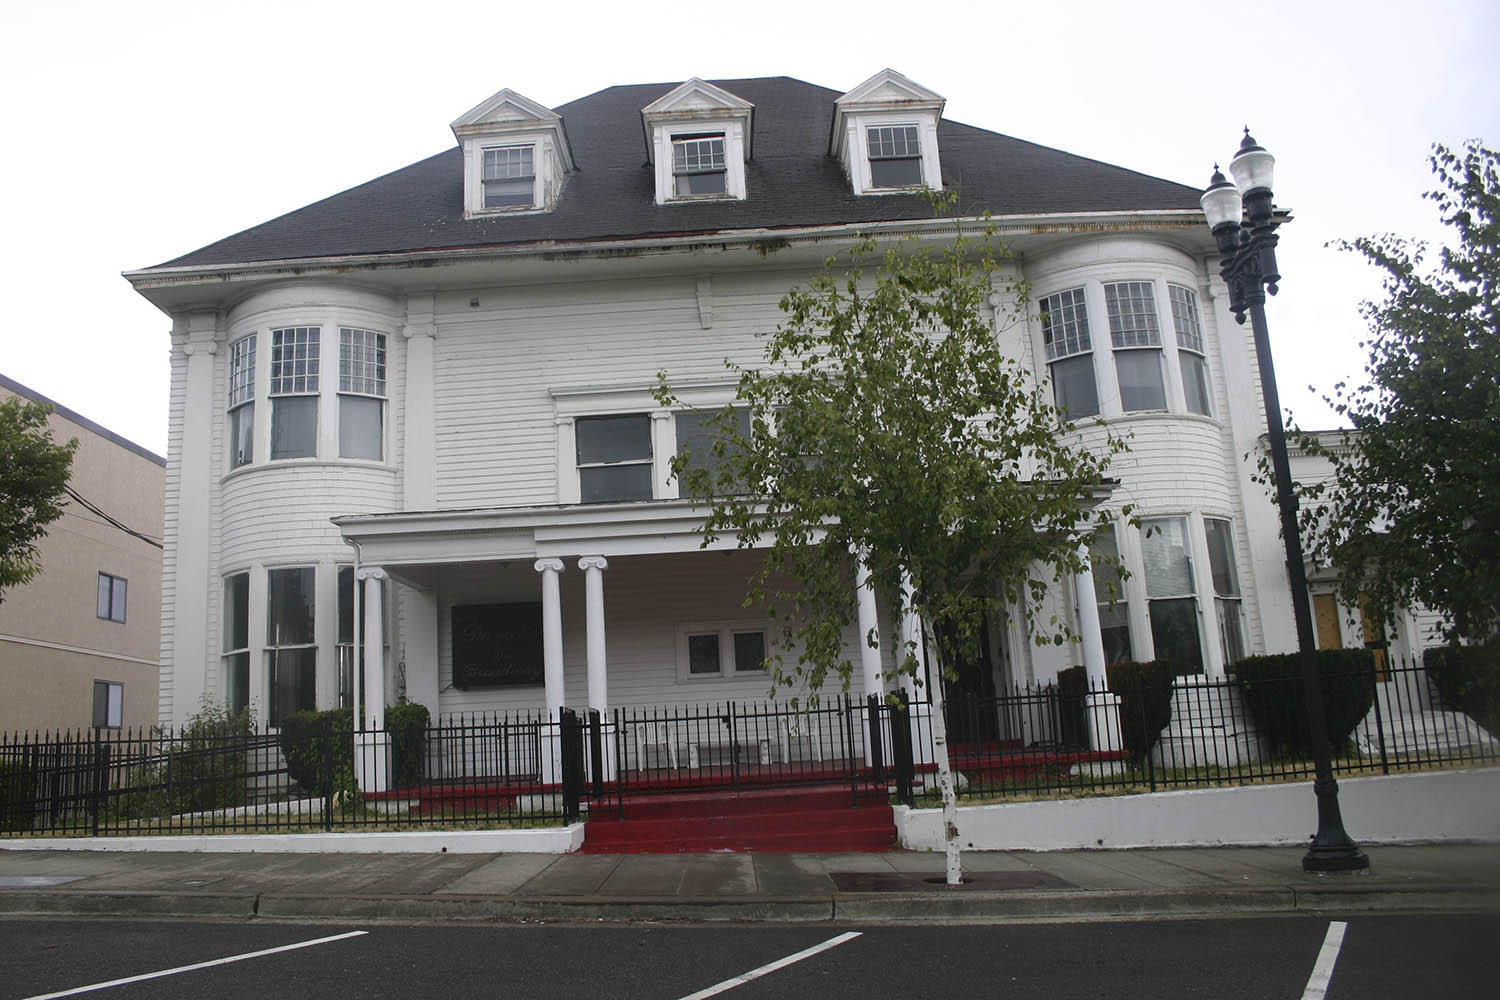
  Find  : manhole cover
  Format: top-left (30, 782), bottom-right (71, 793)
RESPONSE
top-left (831, 870), bottom-right (1075, 892)
top-left (0, 876), bottom-right (85, 888)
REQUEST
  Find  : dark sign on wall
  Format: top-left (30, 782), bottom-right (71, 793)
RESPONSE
top-left (451, 602), bottom-right (544, 689)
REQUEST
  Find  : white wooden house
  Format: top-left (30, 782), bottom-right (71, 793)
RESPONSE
top-left (126, 70), bottom-right (1303, 780)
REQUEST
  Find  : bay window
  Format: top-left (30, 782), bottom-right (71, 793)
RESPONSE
top-left (338, 327), bottom-right (386, 460)
top-left (269, 327), bottom-right (319, 460)
top-left (1141, 517), bottom-right (1203, 675)
top-left (1169, 284), bottom-right (1212, 416)
top-left (228, 336), bottom-right (256, 468)
top-left (576, 413), bottom-right (653, 502)
top-left (1105, 282), bottom-right (1167, 412)
top-left (1204, 518), bottom-right (1247, 667)
top-left (222, 571), bottom-right (250, 716)
top-left (1040, 287), bottom-right (1099, 419)
top-left (267, 566), bottom-right (316, 724)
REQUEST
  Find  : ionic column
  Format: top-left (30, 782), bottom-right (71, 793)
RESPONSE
top-left (579, 557), bottom-right (609, 713)
top-left (1073, 548), bottom-right (1122, 754)
top-left (854, 551), bottom-right (883, 696)
top-left (535, 558), bottom-right (566, 717)
top-left (355, 566), bottom-right (389, 793)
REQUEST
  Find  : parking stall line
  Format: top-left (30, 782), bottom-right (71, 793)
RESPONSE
top-left (20, 930), bottom-right (370, 1000)
top-left (675, 931), bottom-right (863, 1000)
top-left (1300, 921), bottom-right (1348, 1000)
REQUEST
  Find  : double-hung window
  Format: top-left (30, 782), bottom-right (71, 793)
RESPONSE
top-left (482, 146), bottom-right (535, 209)
top-left (576, 414), bottom-right (653, 502)
top-left (228, 336), bottom-right (256, 468)
top-left (1105, 282), bottom-right (1167, 412)
top-left (672, 134), bottom-right (727, 196)
top-left (97, 572), bottom-right (127, 623)
top-left (866, 125), bottom-right (923, 188)
top-left (338, 328), bottom-right (386, 461)
top-left (269, 327), bottom-right (320, 460)
top-left (222, 572), bottom-right (250, 716)
top-left (1089, 526), bottom-right (1132, 665)
top-left (1204, 518), bottom-right (1247, 666)
top-left (675, 407), bottom-right (751, 496)
top-left (1169, 284), bottom-right (1213, 416)
top-left (1040, 288), bottom-right (1099, 419)
top-left (1141, 517), bottom-right (1204, 675)
top-left (92, 680), bottom-right (123, 729)
top-left (267, 566), bottom-right (316, 725)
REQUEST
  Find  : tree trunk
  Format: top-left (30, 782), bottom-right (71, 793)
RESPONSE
top-left (922, 623), bottom-right (963, 886)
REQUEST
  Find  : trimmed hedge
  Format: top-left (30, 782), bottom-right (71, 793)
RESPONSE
top-left (1055, 665), bottom-right (1089, 748)
top-left (1106, 660), bottom-right (1175, 764)
top-left (385, 701), bottom-right (431, 787)
top-left (1232, 648), bottom-right (1376, 757)
top-left (279, 708), bottom-right (353, 796)
top-left (1425, 643), bottom-right (1500, 736)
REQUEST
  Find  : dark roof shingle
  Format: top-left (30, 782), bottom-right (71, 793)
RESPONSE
top-left (155, 76), bottom-right (1202, 270)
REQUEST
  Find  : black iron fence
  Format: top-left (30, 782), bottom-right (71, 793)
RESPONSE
top-left (3, 657), bottom-right (1493, 838)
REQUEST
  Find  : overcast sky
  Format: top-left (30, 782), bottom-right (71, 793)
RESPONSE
top-left (2, 0), bottom-right (1494, 457)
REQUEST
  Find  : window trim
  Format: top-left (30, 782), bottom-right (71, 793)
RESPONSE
top-left (97, 572), bottom-right (127, 623)
top-left (675, 621), bottom-right (770, 682)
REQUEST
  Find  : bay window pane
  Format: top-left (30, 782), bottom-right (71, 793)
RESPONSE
top-left (339, 395), bottom-right (383, 460)
top-left (1142, 518), bottom-right (1194, 597)
top-left (1181, 352), bottom-right (1212, 416)
top-left (1204, 518), bottom-right (1241, 597)
top-left (1217, 597), bottom-right (1247, 666)
top-left (225, 652), bottom-right (249, 716)
top-left (1149, 597), bottom-right (1203, 676)
top-left (1050, 355), bottom-right (1099, 419)
top-left (267, 567), bottom-right (315, 646)
top-left (269, 647), bottom-right (317, 725)
top-left (230, 402), bottom-right (254, 468)
top-left (1116, 350), bottom-right (1166, 411)
top-left (223, 573), bottom-right (249, 652)
top-left (271, 395), bottom-right (317, 459)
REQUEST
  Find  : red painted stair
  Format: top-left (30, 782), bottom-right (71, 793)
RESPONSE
top-left (580, 783), bottom-right (896, 853)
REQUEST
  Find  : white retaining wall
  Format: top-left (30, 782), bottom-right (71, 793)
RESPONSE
top-left (895, 768), bottom-right (1500, 851)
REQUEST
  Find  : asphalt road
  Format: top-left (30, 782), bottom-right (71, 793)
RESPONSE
top-left (3, 914), bottom-right (1496, 999)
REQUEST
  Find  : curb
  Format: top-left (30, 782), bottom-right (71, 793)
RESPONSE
top-left (5, 885), bottom-right (1497, 923)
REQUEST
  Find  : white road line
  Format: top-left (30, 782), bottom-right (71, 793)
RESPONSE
top-left (676, 930), bottom-right (863, 1000)
top-left (1301, 920), bottom-right (1348, 1000)
top-left (21, 930), bottom-right (369, 1000)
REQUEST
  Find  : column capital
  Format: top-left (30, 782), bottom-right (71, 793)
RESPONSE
top-left (402, 322), bottom-right (437, 340)
top-left (578, 555), bottom-right (609, 572)
top-left (356, 566), bottom-right (388, 582)
top-left (534, 557), bottom-right (565, 574)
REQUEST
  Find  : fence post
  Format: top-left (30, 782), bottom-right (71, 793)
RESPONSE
top-left (1371, 656), bottom-right (1390, 775)
top-left (90, 732), bottom-right (108, 836)
top-left (728, 702), bottom-right (739, 790)
top-left (559, 709), bottom-right (582, 823)
top-left (588, 709), bottom-right (604, 799)
top-left (843, 694), bottom-right (858, 805)
top-left (892, 691), bottom-right (914, 807)
top-left (866, 694), bottom-right (886, 785)
top-left (1139, 673), bottom-right (1156, 793)
top-left (322, 716), bottom-right (336, 832)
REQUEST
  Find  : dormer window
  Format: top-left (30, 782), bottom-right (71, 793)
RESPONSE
top-left (867, 125), bottom-right (923, 188)
top-left (483, 146), bottom-right (536, 209)
top-left (641, 78), bottom-right (753, 205)
top-left (832, 69), bottom-right (945, 197)
top-left (672, 134), bottom-right (727, 196)
top-left (451, 88), bottom-right (573, 218)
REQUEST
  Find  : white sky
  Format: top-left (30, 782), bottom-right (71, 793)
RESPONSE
top-left (1, 0), bottom-right (1494, 457)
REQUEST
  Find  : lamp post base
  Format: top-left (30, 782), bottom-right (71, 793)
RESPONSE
top-left (1302, 777), bottom-right (1371, 872)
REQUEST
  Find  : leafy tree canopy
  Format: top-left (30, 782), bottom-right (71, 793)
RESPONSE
top-left (657, 214), bottom-right (1128, 698)
top-left (1293, 141), bottom-right (1500, 643)
top-left (0, 396), bottom-right (77, 602)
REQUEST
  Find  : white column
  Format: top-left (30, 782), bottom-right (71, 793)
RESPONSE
top-left (854, 550), bottom-right (884, 767)
top-left (401, 298), bottom-right (437, 510)
top-left (1073, 549), bottom-right (1122, 755)
top-left (355, 567), bottom-right (389, 794)
top-left (579, 555), bottom-right (617, 782)
top-left (535, 558), bottom-right (566, 785)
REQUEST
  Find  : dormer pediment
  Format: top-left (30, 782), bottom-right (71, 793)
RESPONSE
top-left (831, 69), bottom-right (945, 196)
top-left (451, 88), bottom-right (574, 218)
top-left (640, 78), bottom-right (755, 205)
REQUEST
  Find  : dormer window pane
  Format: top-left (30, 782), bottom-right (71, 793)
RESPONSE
top-left (867, 125), bottom-right (923, 188)
top-left (673, 135), bottom-right (727, 196)
top-left (483, 146), bottom-right (535, 208)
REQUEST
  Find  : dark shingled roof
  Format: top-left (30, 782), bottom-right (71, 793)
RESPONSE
top-left (156, 76), bottom-right (1203, 270)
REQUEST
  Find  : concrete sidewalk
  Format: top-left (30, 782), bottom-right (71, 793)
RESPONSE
top-left (2, 844), bottom-right (1498, 924)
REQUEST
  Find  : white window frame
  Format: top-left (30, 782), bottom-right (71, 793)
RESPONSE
top-left (675, 621), bottom-right (770, 682)
top-left (269, 326), bottom-right (321, 461)
top-left (227, 335), bottom-right (256, 468)
top-left (97, 572), bottom-right (127, 623)
top-left (670, 133), bottom-right (729, 198)
top-left (1104, 281), bottom-right (1168, 413)
top-left (865, 123), bottom-right (925, 189)
top-left (1039, 287), bottom-right (1100, 420)
top-left (480, 144), bottom-right (538, 210)
top-left (222, 571), bottom-right (251, 717)
top-left (1140, 516), bottom-right (1206, 676)
top-left (1168, 283), bottom-right (1213, 417)
top-left (1203, 517), bottom-right (1247, 667)
top-left (337, 327), bottom-right (387, 461)
top-left (266, 565), bottom-right (318, 726)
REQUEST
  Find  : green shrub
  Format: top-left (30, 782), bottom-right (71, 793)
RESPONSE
top-left (278, 708), bottom-right (352, 796)
top-left (1233, 649), bottom-right (1376, 757)
top-left (385, 700), bottom-right (431, 787)
top-left (1105, 660), bottom-right (1175, 764)
top-left (1055, 666), bottom-right (1089, 748)
top-left (0, 759), bottom-right (37, 832)
top-left (1425, 643), bottom-right (1500, 735)
top-left (168, 702), bottom-right (256, 813)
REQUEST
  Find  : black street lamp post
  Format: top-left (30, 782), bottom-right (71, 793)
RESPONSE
top-left (1201, 131), bottom-right (1370, 873)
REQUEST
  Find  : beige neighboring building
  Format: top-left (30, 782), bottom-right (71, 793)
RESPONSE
top-left (0, 373), bottom-right (165, 734)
